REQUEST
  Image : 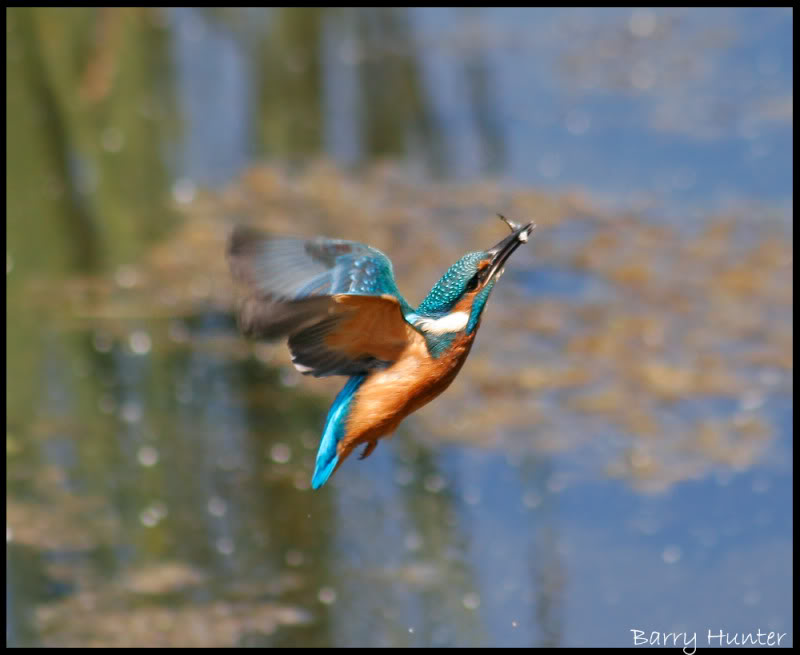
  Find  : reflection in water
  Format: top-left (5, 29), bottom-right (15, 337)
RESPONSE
top-left (393, 448), bottom-right (487, 647)
top-left (461, 33), bottom-right (507, 175)
top-left (259, 8), bottom-right (326, 159)
top-left (6, 6), bottom-right (793, 648)
top-left (349, 8), bottom-right (446, 174)
top-left (522, 455), bottom-right (565, 648)
top-left (182, 6), bottom-right (505, 179)
top-left (532, 523), bottom-right (565, 648)
top-left (256, 8), bottom-right (450, 174)
top-left (8, 9), bottom-right (99, 272)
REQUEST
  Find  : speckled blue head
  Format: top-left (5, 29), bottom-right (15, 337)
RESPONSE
top-left (413, 221), bottom-right (534, 345)
top-left (417, 252), bottom-right (487, 318)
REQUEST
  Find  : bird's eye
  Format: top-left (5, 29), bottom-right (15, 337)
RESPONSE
top-left (465, 275), bottom-right (480, 292)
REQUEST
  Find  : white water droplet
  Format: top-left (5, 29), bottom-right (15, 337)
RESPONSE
top-left (140, 501), bottom-right (167, 527)
top-left (216, 537), bottom-right (235, 556)
top-left (318, 587), bottom-right (337, 605)
top-left (115, 265), bottom-right (140, 289)
top-left (137, 446), bottom-right (159, 468)
top-left (462, 592), bottom-right (481, 610)
top-left (270, 443), bottom-right (291, 464)
top-left (172, 177), bottom-right (196, 205)
top-left (404, 533), bottom-right (422, 551)
top-left (208, 496), bottom-right (227, 517)
top-left (129, 331), bottom-right (152, 355)
top-left (662, 545), bottom-right (682, 564)
top-left (120, 401), bottom-right (143, 424)
top-left (523, 491), bottom-right (541, 509)
top-left (629, 9), bottom-right (656, 38)
top-left (424, 474), bottom-right (446, 493)
top-left (565, 109), bottom-right (591, 135)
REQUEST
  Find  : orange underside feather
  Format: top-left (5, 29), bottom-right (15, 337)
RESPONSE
top-left (335, 329), bottom-right (477, 466)
top-left (321, 292), bottom-right (483, 470)
top-left (324, 294), bottom-right (417, 363)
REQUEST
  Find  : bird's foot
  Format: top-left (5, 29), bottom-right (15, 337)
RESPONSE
top-left (358, 441), bottom-right (378, 460)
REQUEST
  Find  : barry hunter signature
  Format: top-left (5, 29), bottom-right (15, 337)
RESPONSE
top-left (631, 629), bottom-right (789, 653)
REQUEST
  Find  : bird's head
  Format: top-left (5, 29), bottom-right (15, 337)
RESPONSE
top-left (414, 216), bottom-right (534, 344)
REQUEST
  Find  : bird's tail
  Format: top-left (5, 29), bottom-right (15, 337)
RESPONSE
top-left (311, 374), bottom-right (366, 489)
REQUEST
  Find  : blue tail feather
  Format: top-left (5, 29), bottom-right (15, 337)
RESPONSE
top-left (311, 375), bottom-right (366, 489)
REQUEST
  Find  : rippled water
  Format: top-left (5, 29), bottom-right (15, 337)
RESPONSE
top-left (6, 7), bottom-right (792, 647)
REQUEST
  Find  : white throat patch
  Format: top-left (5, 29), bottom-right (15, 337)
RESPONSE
top-left (416, 311), bottom-right (470, 334)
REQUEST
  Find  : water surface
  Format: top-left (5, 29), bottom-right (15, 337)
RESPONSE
top-left (6, 7), bottom-right (792, 647)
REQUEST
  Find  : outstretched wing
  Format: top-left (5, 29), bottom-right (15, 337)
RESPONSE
top-left (227, 226), bottom-right (417, 377)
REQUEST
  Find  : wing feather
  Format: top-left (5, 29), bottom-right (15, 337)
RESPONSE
top-left (229, 226), bottom-right (408, 302)
top-left (228, 226), bottom-right (417, 377)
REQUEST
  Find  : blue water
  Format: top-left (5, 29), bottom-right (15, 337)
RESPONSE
top-left (171, 7), bottom-right (793, 222)
top-left (166, 7), bottom-right (793, 646)
top-left (6, 6), bottom-right (792, 648)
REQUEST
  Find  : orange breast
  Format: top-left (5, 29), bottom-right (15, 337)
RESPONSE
top-left (336, 329), bottom-right (476, 460)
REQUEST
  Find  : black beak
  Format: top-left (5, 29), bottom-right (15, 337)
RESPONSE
top-left (484, 221), bottom-right (534, 282)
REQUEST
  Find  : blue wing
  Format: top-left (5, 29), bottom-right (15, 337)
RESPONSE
top-left (229, 226), bottom-right (410, 303)
top-left (228, 226), bottom-right (417, 377)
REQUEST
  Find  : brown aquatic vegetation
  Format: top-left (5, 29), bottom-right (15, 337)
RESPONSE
top-left (25, 161), bottom-right (792, 492)
top-left (35, 598), bottom-right (311, 647)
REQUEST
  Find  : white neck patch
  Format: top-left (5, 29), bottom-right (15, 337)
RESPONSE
top-left (416, 310), bottom-right (470, 335)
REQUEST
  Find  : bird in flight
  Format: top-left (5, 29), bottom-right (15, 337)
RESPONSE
top-left (228, 214), bottom-right (534, 489)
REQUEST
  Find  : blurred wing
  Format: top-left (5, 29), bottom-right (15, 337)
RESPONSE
top-left (228, 226), bottom-right (417, 377)
top-left (229, 226), bottom-right (408, 303)
top-left (288, 294), bottom-right (417, 377)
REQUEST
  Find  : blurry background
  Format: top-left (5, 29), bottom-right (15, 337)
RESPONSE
top-left (6, 7), bottom-right (792, 647)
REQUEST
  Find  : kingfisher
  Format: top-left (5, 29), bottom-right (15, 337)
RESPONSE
top-left (228, 214), bottom-right (534, 489)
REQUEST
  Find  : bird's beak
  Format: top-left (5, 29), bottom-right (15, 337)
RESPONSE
top-left (484, 221), bottom-right (535, 282)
